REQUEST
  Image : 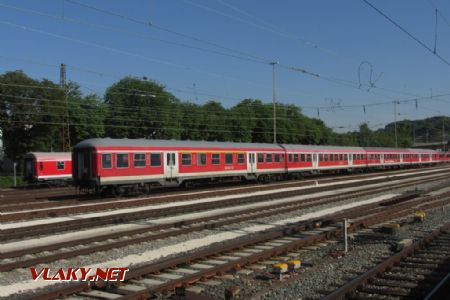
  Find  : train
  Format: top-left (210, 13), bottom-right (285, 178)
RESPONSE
top-left (23, 152), bottom-right (72, 185)
top-left (71, 138), bottom-right (450, 195)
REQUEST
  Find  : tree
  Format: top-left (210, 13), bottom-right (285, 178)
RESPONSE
top-left (67, 83), bottom-right (106, 144)
top-left (0, 71), bottom-right (66, 161)
top-left (104, 77), bottom-right (181, 139)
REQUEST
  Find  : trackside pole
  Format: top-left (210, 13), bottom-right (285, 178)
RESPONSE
top-left (343, 218), bottom-right (348, 253)
top-left (13, 162), bottom-right (17, 187)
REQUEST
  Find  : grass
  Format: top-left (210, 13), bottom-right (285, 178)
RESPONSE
top-left (0, 175), bottom-right (25, 188)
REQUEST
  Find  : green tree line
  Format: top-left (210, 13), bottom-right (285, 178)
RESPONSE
top-left (0, 70), bottom-right (447, 161)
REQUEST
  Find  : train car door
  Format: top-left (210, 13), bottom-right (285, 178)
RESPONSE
top-left (164, 152), bottom-right (178, 179)
top-left (24, 157), bottom-right (34, 180)
top-left (76, 151), bottom-right (92, 183)
top-left (348, 153), bottom-right (353, 167)
top-left (248, 152), bottom-right (256, 173)
top-left (312, 153), bottom-right (319, 169)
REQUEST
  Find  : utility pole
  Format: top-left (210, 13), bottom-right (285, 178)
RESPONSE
top-left (60, 63), bottom-right (70, 151)
top-left (270, 61), bottom-right (278, 144)
top-left (442, 117), bottom-right (446, 150)
top-left (393, 101), bottom-right (399, 148)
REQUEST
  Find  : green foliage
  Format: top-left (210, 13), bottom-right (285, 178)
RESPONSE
top-left (0, 71), bottom-right (65, 161)
top-left (104, 77), bottom-right (181, 139)
top-left (1, 70), bottom-right (447, 164)
top-left (0, 71), bottom-right (106, 161)
top-left (0, 175), bottom-right (25, 188)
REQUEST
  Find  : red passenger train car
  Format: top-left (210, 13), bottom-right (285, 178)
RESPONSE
top-left (72, 138), bottom-right (449, 193)
top-left (24, 152), bottom-right (72, 184)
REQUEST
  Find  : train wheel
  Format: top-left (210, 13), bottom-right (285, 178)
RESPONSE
top-left (142, 184), bottom-right (151, 195)
top-left (113, 186), bottom-right (125, 198)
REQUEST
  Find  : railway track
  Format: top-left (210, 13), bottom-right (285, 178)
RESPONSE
top-left (2, 170), bottom-right (449, 242)
top-left (1, 165), bottom-right (448, 215)
top-left (323, 221), bottom-right (450, 300)
top-left (0, 186), bottom-right (76, 206)
top-left (0, 188), bottom-right (423, 271)
top-left (18, 183), bottom-right (450, 300)
top-left (3, 167), bottom-right (450, 225)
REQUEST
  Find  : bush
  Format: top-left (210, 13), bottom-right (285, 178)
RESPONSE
top-left (0, 176), bottom-right (25, 188)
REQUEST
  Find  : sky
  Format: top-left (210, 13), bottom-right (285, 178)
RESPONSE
top-left (1, 0), bottom-right (450, 134)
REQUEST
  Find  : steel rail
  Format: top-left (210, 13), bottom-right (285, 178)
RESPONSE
top-left (2, 171), bottom-right (448, 242)
top-left (21, 192), bottom-right (450, 300)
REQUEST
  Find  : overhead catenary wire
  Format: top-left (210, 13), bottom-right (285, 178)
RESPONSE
top-left (2, 73), bottom-right (450, 112)
top-left (362, 0), bottom-right (450, 67)
top-left (0, 2), bottom-right (269, 65)
top-left (0, 118), bottom-right (325, 137)
top-left (66, 0), bottom-right (425, 100)
top-left (0, 1), bottom-right (432, 102)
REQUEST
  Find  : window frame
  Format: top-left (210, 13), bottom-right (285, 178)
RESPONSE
top-left (197, 153), bottom-right (207, 166)
top-left (133, 153), bottom-right (146, 168)
top-left (101, 153), bottom-right (112, 169)
top-left (116, 153), bottom-right (129, 169)
top-left (57, 161), bottom-right (65, 170)
top-left (212, 153), bottom-right (221, 165)
top-left (237, 153), bottom-right (245, 164)
top-left (274, 153), bottom-right (280, 163)
top-left (150, 153), bottom-right (162, 167)
top-left (257, 153), bottom-right (264, 163)
top-left (225, 153), bottom-right (233, 165)
top-left (181, 153), bottom-right (192, 166)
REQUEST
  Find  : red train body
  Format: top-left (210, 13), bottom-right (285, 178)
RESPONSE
top-left (72, 138), bottom-right (450, 193)
top-left (23, 152), bottom-right (72, 184)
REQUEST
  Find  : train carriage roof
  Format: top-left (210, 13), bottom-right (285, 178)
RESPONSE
top-left (364, 147), bottom-right (438, 153)
top-left (74, 138), bottom-right (284, 150)
top-left (281, 144), bottom-right (365, 151)
top-left (24, 152), bottom-right (71, 161)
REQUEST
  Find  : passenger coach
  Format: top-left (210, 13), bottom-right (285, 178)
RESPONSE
top-left (72, 138), bottom-right (283, 194)
top-left (24, 152), bottom-right (72, 184)
top-left (72, 138), bottom-right (447, 194)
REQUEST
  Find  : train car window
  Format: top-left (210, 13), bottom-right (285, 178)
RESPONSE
top-left (266, 153), bottom-right (273, 163)
top-left (150, 153), bottom-right (161, 167)
top-left (334, 154), bottom-right (338, 161)
top-left (57, 161), bottom-right (65, 170)
top-left (225, 153), bottom-right (233, 164)
top-left (237, 153), bottom-right (245, 164)
top-left (197, 153), bottom-right (207, 166)
top-left (39, 162), bottom-right (44, 171)
top-left (117, 154), bottom-right (129, 168)
top-left (288, 154), bottom-right (293, 162)
top-left (306, 154), bottom-right (312, 162)
top-left (294, 154), bottom-right (299, 162)
top-left (212, 153), bottom-right (220, 165)
top-left (134, 153), bottom-right (146, 167)
top-left (274, 154), bottom-right (280, 163)
top-left (325, 154), bottom-right (329, 162)
top-left (300, 154), bottom-right (305, 162)
top-left (339, 154), bottom-right (343, 161)
top-left (101, 154), bottom-right (112, 169)
top-left (319, 154), bottom-right (323, 161)
top-left (257, 153), bottom-right (264, 163)
top-left (344, 154), bottom-right (347, 160)
top-left (181, 154), bottom-right (192, 166)
top-left (281, 154), bottom-right (285, 162)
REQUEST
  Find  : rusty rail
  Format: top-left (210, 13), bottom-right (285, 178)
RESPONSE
top-left (22, 192), bottom-right (450, 300)
top-left (322, 221), bottom-right (450, 300)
